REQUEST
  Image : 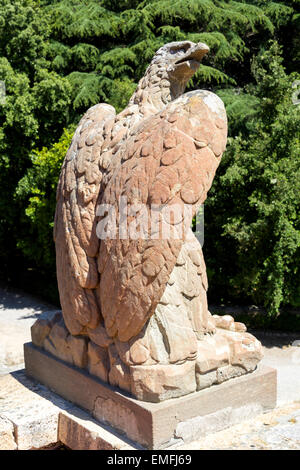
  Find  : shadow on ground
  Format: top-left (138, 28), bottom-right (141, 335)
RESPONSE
top-left (0, 284), bottom-right (55, 313)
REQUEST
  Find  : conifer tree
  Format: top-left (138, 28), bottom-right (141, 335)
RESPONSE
top-left (44, 0), bottom-right (296, 115)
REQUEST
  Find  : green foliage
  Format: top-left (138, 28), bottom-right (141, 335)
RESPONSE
top-left (216, 88), bottom-right (260, 135)
top-left (43, 0), bottom-right (295, 114)
top-left (0, 0), bottom-right (72, 277)
top-left (16, 127), bottom-right (75, 269)
top-left (205, 42), bottom-right (300, 315)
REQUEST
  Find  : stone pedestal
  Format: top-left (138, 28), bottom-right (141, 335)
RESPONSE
top-left (24, 342), bottom-right (277, 449)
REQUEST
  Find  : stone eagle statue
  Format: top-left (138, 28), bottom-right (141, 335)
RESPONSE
top-left (32, 41), bottom-right (263, 402)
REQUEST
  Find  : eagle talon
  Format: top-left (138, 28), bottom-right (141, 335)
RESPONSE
top-left (213, 314), bottom-right (247, 332)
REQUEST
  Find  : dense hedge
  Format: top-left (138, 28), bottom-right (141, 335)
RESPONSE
top-left (206, 43), bottom-right (300, 314)
top-left (0, 0), bottom-right (299, 314)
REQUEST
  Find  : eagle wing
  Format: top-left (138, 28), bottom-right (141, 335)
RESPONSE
top-left (98, 91), bottom-right (227, 342)
top-left (54, 103), bottom-right (116, 335)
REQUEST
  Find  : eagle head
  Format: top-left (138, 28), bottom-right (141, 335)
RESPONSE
top-left (152, 41), bottom-right (209, 84)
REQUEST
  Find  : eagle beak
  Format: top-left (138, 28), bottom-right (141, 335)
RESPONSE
top-left (170, 42), bottom-right (209, 82)
top-left (175, 42), bottom-right (210, 66)
top-left (190, 42), bottom-right (210, 61)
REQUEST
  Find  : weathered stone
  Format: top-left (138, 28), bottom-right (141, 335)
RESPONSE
top-left (88, 341), bottom-right (109, 382)
top-left (129, 339), bottom-right (150, 365)
top-left (8, 402), bottom-right (59, 450)
top-left (33, 313), bottom-right (92, 369)
top-left (174, 403), bottom-right (264, 443)
top-left (44, 318), bottom-right (74, 365)
top-left (45, 317), bottom-right (90, 367)
top-left (233, 322), bottom-right (247, 333)
top-left (24, 344), bottom-right (277, 449)
top-left (130, 361), bottom-right (197, 402)
top-left (31, 322), bottom-right (51, 348)
top-left (67, 335), bottom-right (88, 368)
top-left (43, 337), bottom-right (73, 365)
top-left (0, 369), bottom-right (74, 450)
top-left (221, 330), bottom-right (264, 371)
top-left (108, 343), bottom-right (119, 367)
top-left (58, 409), bottom-right (133, 450)
top-left (0, 416), bottom-right (17, 450)
top-left (87, 324), bottom-right (112, 348)
top-left (48, 319), bottom-right (69, 348)
top-left (196, 369), bottom-right (218, 391)
top-left (47, 40), bottom-right (263, 403)
top-left (195, 333), bottom-right (230, 374)
top-left (147, 316), bottom-right (169, 363)
top-left (213, 314), bottom-right (247, 332)
top-left (216, 365), bottom-right (247, 384)
top-left (31, 310), bottom-right (61, 347)
top-left (114, 339), bottom-right (132, 366)
top-left (154, 302), bottom-right (198, 364)
top-left (213, 314), bottom-right (235, 330)
top-left (109, 359), bottom-right (131, 393)
top-left (93, 395), bottom-right (145, 446)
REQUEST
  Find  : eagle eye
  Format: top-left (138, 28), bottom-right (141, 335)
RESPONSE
top-left (170, 47), bottom-right (187, 55)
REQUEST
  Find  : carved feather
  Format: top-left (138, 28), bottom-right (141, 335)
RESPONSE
top-left (99, 91), bottom-right (227, 341)
top-left (54, 103), bottom-right (116, 334)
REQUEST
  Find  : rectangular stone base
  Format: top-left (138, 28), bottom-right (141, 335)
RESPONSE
top-left (24, 342), bottom-right (277, 449)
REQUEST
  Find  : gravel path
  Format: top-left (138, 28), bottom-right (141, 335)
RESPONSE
top-left (0, 285), bottom-right (58, 375)
top-left (175, 402), bottom-right (300, 450)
